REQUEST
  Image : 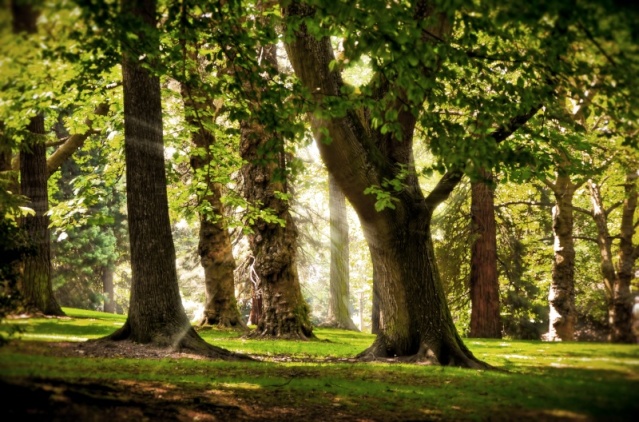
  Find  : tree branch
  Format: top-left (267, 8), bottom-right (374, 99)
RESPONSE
top-left (425, 170), bottom-right (464, 210)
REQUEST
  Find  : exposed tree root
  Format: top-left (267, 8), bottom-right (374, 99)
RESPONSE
top-left (83, 326), bottom-right (254, 361)
top-left (356, 338), bottom-right (492, 369)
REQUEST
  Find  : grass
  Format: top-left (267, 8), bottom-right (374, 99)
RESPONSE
top-left (1, 307), bottom-right (638, 421)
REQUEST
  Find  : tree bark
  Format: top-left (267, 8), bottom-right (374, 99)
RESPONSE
top-left (180, 80), bottom-right (245, 329)
top-left (107, 0), bottom-right (244, 359)
top-left (469, 170), bottom-right (501, 338)
top-left (240, 123), bottom-right (313, 339)
top-left (237, 43), bottom-right (313, 339)
top-left (13, 1), bottom-right (64, 316)
top-left (588, 173), bottom-right (637, 343)
top-left (611, 171), bottom-right (637, 343)
top-left (547, 174), bottom-right (577, 341)
top-left (327, 173), bottom-right (358, 330)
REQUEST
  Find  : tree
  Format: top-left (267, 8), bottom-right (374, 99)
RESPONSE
top-left (468, 170), bottom-right (501, 338)
top-left (587, 171), bottom-right (638, 343)
top-left (12, 1), bottom-right (64, 316)
top-left (282, 0), bottom-right (581, 365)
top-left (105, 0), bottom-right (241, 357)
top-left (238, 45), bottom-right (313, 339)
top-left (327, 173), bottom-right (358, 330)
top-left (180, 79), bottom-right (245, 329)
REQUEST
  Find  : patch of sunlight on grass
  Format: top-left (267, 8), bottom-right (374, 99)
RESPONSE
top-left (541, 409), bottom-right (590, 420)
top-left (21, 333), bottom-right (88, 342)
top-left (217, 382), bottom-right (262, 390)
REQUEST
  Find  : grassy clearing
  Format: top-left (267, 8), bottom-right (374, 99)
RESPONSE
top-left (1, 308), bottom-right (638, 420)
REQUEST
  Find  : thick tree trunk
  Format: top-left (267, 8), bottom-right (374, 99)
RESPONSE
top-left (327, 173), bottom-right (358, 330)
top-left (181, 81), bottom-right (245, 329)
top-left (371, 273), bottom-right (381, 334)
top-left (610, 171), bottom-right (637, 343)
top-left (547, 174), bottom-right (577, 341)
top-left (107, 0), bottom-right (243, 359)
top-left (197, 197), bottom-right (245, 328)
top-left (358, 199), bottom-right (485, 366)
top-left (12, 3), bottom-right (64, 316)
top-left (284, 3), bottom-right (486, 366)
top-left (240, 130), bottom-right (313, 339)
top-left (469, 170), bottom-right (501, 338)
top-left (102, 265), bottom-right (115, 314)
top-left (19, 115), bottom-right (65, 316)
top-left (239, 44), bottom-right (313, 339)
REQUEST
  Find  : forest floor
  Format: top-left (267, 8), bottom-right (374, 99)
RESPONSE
top-left (0, 340), bottom-right (580, 422)
top-left (1, 309), bottom-right (638, 421)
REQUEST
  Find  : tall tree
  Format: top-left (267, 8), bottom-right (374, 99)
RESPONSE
top-left (12, 1), bottom-right (64, 316)
top-left (587, 167), bottom-right (638, 343)
top-left (105, 0), bottom-right (241, 357)
top-left (469, 170), bottom-right (501, 338)
top-left (327, 173), bottom-right (358, 330)
top-left (282, 0), bottom-right (572, 365)
top-left (239, 46), bottom-right (313, 339)
top-left (180, 79), bottom-right (245, 329)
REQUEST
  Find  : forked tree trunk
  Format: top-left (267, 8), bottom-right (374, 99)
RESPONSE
top-left (107, 0), bottom-right (243, 359)
top-left (327, 173), bottom-right (358, 330)
top-left (102, 265), bottom-right (115, 313)
top-left (547, 174), bottom-right (577, 341)
top-left (12, 3), bottom-right (64, 316)
top-left (181, 80), bottom-right (245, 329)
top-left (469, 170), bottom-right (501, 338)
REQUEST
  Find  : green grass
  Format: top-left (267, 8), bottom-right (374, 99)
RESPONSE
top-left (1, 308), bottom-right (638, 420)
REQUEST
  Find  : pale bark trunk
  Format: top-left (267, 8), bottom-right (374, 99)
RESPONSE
top-left (547, 174), bottom-right (577, 341)
top-left (327, 173), bottom-right (358, 330)
top-left (469, 170), bottom-right (501, 338)
top-left (611, 171), bottom-right (637, 343)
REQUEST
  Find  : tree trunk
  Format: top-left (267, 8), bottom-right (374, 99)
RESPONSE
top-left (610, 171), bottom-right (637, 343)
top-left (284, 4), bottom-right (486, 366)
top-left (180, 80), bottom-right (245, 329)
top-left (240, 126), bottom-right (313, 339)
top-left (12, 3), bottom-right (64, 316)
top-left (102, 265), bottom-right (115, 314)
top-left (327, 173), bottom-right (358, 330)
top-left (106, 0), bottom-right (243, 359)
top-left (469, 170), bottom-right (501, 338)
top-left (238, 44), bottom-right (313, 339)
top-left (547, 174), bottom-right (577, 341)
top-left (371, 272), bottom-right (381, 334)
top-left (359, 195), bottom-right (485, 366)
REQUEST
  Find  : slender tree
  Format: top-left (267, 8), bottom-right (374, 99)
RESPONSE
top-left (469, 170), bottom-right (501, 338)
top-left (327, 173), bottom-right (358, 330)
top-left (12, 1), bottom-right (64, 316)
